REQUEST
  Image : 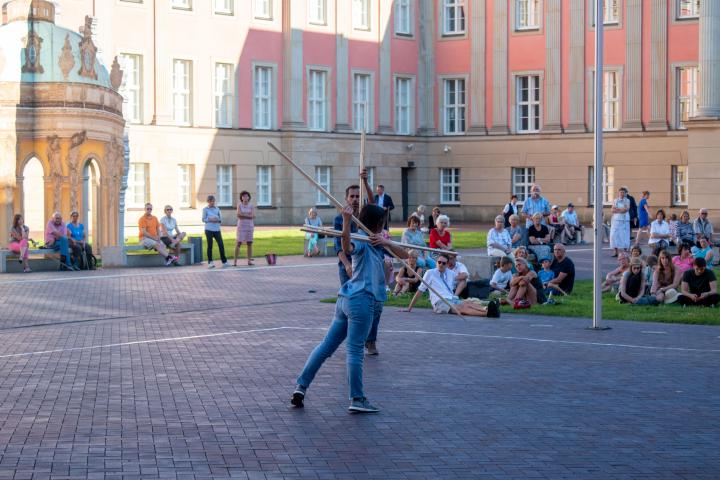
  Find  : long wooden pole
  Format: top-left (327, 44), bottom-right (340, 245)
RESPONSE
top-left (268, 141), bottom-right (464, 317)
top-left (359, 102), bottom-right (367, 207)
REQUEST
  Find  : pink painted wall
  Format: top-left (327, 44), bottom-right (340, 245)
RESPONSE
top-left (238, 29), bottom-right (284, 129)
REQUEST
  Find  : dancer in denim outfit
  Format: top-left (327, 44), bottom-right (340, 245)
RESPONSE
top-left (292, 204), bottom-right (408, 413)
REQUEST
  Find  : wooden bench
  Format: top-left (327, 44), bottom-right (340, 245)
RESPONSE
top-left (0, 248), bottom-right (61, 273)
top-left (124, 243), bottom-right (195, 267)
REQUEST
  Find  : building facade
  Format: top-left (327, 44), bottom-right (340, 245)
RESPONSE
top-left (48, 0), bottom-right (720, 231)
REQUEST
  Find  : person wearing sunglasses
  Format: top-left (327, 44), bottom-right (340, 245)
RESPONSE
top-left (693, 208), bottom-right (714, 247)
top-left (160, 205), bottom-right (187, 260)
top-left (617, 258), bottom-right (647, 304)
top-left (138, 203), bottom-right (179, 266)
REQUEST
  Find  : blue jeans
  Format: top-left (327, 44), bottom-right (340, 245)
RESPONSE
top-left (417, 255), bottom-right (436, 269)
top-left (50, 237), bottom-right (72, 266)
top-left (366, 300), bottom-right (383, 343)
top-left (297, 293), bottom-right (380, 399)
top-left (338, 261), bottom-right (350, 286)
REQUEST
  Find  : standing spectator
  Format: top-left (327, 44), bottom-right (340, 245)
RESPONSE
top-left (374, 184), bottom-right (394, 230)
top-left (675, 210), bottom-right (695, 246)
top-left (626, 188), bottom-right (638, 237)
top-left (610, 187), bottom-right (631, 257)
top-left (334, 169), bottom-right (374, 286)
top-left (677, 258), bottom-right (720, 307)
top-left (508, 258), bottom-right (544, 306)
top-left (202, 195), bottom-right (228, 268)
top-left (160, 205), bottom-right (187, 259)
top-left (694, 208), bottom-right (714, 246)
top-left (402, 215), bottom-right (435, 269)
top-left (428, 206), bottom-right (441, 231)
top-left (692, 238), bottom-right (715, 264)
top-left (139, 204), bottom-right (178, 267)
top-left (648, 209), bottom-right (671, 252)
top-left (507, 214), bottom-right (528, 248)
top-left (67, 211), bottom-right (95, 269)
top-left (617, 258), bottom-right (647, 304)
top-left (652, 250), bottom-right (680, 304)
top-left (304, 207), bottom-right (323, 257)
top-left (636, 191), bottom-right (651, 244)
top-left (45, 212), bottom-right (75, 270)
top-left (521, 184), bottom-right (551, 227)
top-left (393, 250), bottom-right (423, 295)
top-left (429, 215), bottom-right (452, 250)
top-left (502, 195), bottom-right (519, 227)
top-left (487, 215), bottom-right (513, 257)
top-left (673, 243), bottom-right (694, 274)
top-left (527, 213), bottom-right (552, 261)
top-left (234, 191), bottom-right (255, 266)
top-left (560, 203), bottom-right (585, 244)
top-left (548, 244), bottom-right (576, 295)
top-left (8, 214), bottom-right (31, 273)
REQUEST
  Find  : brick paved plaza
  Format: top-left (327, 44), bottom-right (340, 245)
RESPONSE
top-left (0, 259), bottom-right (718, 479)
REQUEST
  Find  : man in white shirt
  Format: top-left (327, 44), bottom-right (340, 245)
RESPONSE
top-left (447, 254), bottom-right (469, 297)
top-left (560, 203), bottom-right (585, 244)
top-left (160, 205), bottom-right (187, 258)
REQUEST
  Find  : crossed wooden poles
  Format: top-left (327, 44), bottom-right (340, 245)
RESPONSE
top-left (267, 141), bottom-right (464, 317)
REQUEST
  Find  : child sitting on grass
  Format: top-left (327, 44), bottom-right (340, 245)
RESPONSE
top-left (489, 256), bottom-right (514, 305)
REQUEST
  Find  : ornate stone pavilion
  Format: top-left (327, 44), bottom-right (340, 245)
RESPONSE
top-left (0, 0), bottom-right (125, 253)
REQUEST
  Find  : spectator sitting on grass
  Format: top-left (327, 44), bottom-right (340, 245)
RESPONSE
top-left (630, 244), bottom-right (643, 261)
top-left (393, 250), bottom-right (423, 296)
top-left (547, 243), bottom-right (575, 296)
top-left (652, 250), bottom-right (680, 304)
top-left (538, 257), bottom-right (555, 289)
top-left (617, 258), bottom-right (650, 305)
top-left (602, 252), bottom-right (630, 293)
top-left (447, 254), bottom-right (469, 298)
top-left (673, 243), bottom-right (694, 275)
top-left (691, 238), bottom-right (715, 265)
top-left (676, 257), bottom-right (720, 307)
top-left (489, 256), bottom-right (514, 304)
top-left (508, 257), bottom-right (544, 306)
top-left (512, 246), bottom-right (535, 272)
top-left (644, 255), bottom-right (658, 294)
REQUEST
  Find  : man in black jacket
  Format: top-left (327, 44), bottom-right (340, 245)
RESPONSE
top-left (626, 187), bottom-right (638, 241)
top-left (373, 184), bottom-right (395, 230)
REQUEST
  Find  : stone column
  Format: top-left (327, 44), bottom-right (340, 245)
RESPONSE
top-left (489, 0), bottom-right (509, 134)
top-left (647, 0), bottom-right (668, 130)
top-left (566, 0), bottom-right (585, 132)
top-left (377, 0), bottom-right (393, 134)
top-left (417, 0), bottom-right (436, 135)
top-left (282, 0), bottom-right (306, 130)
top-left (542, 0), bottom-right (562, 133)
top-left (468, 0), bottom-right (487, 134)
top-left (697, 0), bottom-right (720, 117)
top-left (335, 1), bottom-right (351, 132)
top-left (624, 0), bottom-right (643, 130)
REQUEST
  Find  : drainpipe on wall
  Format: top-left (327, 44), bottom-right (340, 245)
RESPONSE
top-left (119, 128), bottom-right (130, 246)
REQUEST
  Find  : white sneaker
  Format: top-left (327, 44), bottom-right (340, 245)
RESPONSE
top-left (207, 262), bottom-right (215, 269)
top-left (221, 262), bottom-right (229, 268)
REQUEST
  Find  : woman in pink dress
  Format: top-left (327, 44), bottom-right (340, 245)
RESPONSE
top-left (8, 214), bottom-right (32, 273)
top-left (234, 191), bottom-right (255, 266)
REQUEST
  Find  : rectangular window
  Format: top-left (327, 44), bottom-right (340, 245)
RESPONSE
top-left (214, 63), bottom-right (233, 128)
top-left (171, 0), bottom-right (191, 10)
top-left (672, 165), bottom-right (688, 206)
top-left (443, 0), bottom-right (466, 35)
top-left (511, 167), bottom-right (535, 203)
top-left (677, 0), bottom-right (700, 19)
top-left (308, 0), bottom-right (326, 24)
top-left (128, 163), bottom-right (149, 208)
top-left (177, 164), bottom-right (193, 208)
top-left (603, 71), bottom-right (620, 131)
top-left (440, 168), bottom-right (460, 204)
top-left (308, 69), bottom-right (327, 131)
top-left (443, 78), bottom-right (466, 134)
top-left (256, 166), bottom-right (272, 206)
top-left (353, 73), bottom-right (371, 133)
top-left (395, 77), bottom-right (412, 135)
top-left (216, 165), bottom-right (233, 207)
top-left (594, 0), bottom-right (619, 25)
top-left (172, 59), bottom-right (192, 125)
top-left (676, 66), bottom-right (698, 129)
top-left (254, 0), bottom-right (271, 19)
top-left (352, 0), bottom-right (370, 30)
top-left (254, 66), bottom-right (273, 129)
top-left (588, 166), bottom-right (614, 206)
top-left (315, 166), bottom-right (331, 205)
top-left (516, 75), bottom-right (540, 133)
top-left (516, 0), bottom-right (540, 30)
top-left (118, 53), bottom-right (142, 123)
top-left (395, 0), bottom-right (411, 35)
top-left (214, 0), bottom-right (233, 15)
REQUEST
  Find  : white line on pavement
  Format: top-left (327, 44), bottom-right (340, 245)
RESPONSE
top-left (641, 331), bottom-right (668, 335)
top-left (530, 324), bottom-right (554, 327)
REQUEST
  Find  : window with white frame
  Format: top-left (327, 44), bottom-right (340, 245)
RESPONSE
top-left (593, 0), bottom-right (619, 25)
top-left (676, 66), bottom-right (698, 129)
top-left (118, 53), bottom-right (142, 123)
top-left (171, 0), bottom-right (191, 10)
top-left (443, 0), bottom-right (465, 35)
top-left (443, 78), bottom-right (466, 134)
top-left (352, 0), bottom-right (370, 30)
top-left (214, 63), bottom-right (233, 128)
top-left (511, 167), bottom-right (535, 203)
top-left (172, 59), bottom-right (192, 125)
top-left (256, 166), bottom-right (272, 206)
top-left (216, 165), bottom-right (233, 207)
top-left (315, 166), bottom-right (331, 205)
top-left (353, 73), bottom-right (371, 132)
top-left (395, 0), bottom-right (411, 35)
top-left (254, 65), bottom-right (273, 129)
top-left (177, 164), bottom-right (193, 208)
top-left (395, 77), bottom-right (412, 134)
top-left (588, 166), bottom-right (614, 206)
top-left (214, 0), bottom-right (233, 15)
top-left (308, 69), bottom-right (327, 131)
top-left (308, 0), bottom-right (326, 24)
top-left (603, 71), bottom-right (620, 131)
top-left (516, 75), bottom-right (540, 133)
top-left (672, 165), bottom-right (688, 206)
top-left (516, 0), bottom-right (540, 30)
top-left (254, 0), bottom-right (271, 19)
top-left (677, 0), bottom-right (700, 19)
top-left (128, 163), bottom-right (149, 207)
top-left (440, 168), bottom-right (460, 204)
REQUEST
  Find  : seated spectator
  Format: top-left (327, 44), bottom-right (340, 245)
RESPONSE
top-left (138, 203), bottom-right (179, 266)
top-left (652, 250), bottom-right (680, 304)
top-left (304, 207), bottom-right (323, 257)
top-left (402, 215), bottom-right (435, 269)
top-left (487, 215), bottom-right (513, 257)
top-left (548, 244), bottom-right (575, 295)
top-left (393, 250), bottom-right (423, 295)
top-left (527, 213), bottom-right (552, 261)
top-left (160, 205), bottom-right (187, 259)
top-left (692, 238), bottom-right (715, 264)
top-left (694, 208), bottom-right (714, 246)
top-left (490, 256), bottom-right (514, 304)
top-left (381, 229), bottom-right (395, 288)
top-left (618, 258), bottom-right (650, 304)
top-left (538, 257), bottom-right (554, 289)
top-left (429, 215), bottom-right (452, 250)
top-left (668, 213), bottom-right (678, 246)
top-left (675, 210), bottom-right (695, 246)
top-left (644, 255), bottom-right (658, 294)
top-left (447, 253), bottom-right (469, 298)
top-left (560, 203), bottom-right (585, 245)
top-left (507, 214), bottom-right (527, 248)
top-left (411, 205), bottom-right (428, 233)
top-left (673, 243), bottom-right (694, 274)
top-left (45, 212), bottom-right (75, 271)
top-left (404, 254), bottom-right (499, 317)
top-left (677, 257), bottom-right (720, 307)
top-left (428, 206), bottom-right (441, 231)
top-left (512, 246), bottom-right (535, 272)
top-left (602, 252), bottom-right (630, 292)
top-left (67, 211), bottom-right (95, 270)
top-left (630, 244), bottom-right (643, 261)
top-left (502, 195), bottom-right (519, 227)
top-left (508, 257), bottom-right (544, 307)
top-left (648, 209), bottom-right (671, 251)
top-left (8, 213), bottom-right (31, 273)
top-left (548, 205), bottom-right (564, 243)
